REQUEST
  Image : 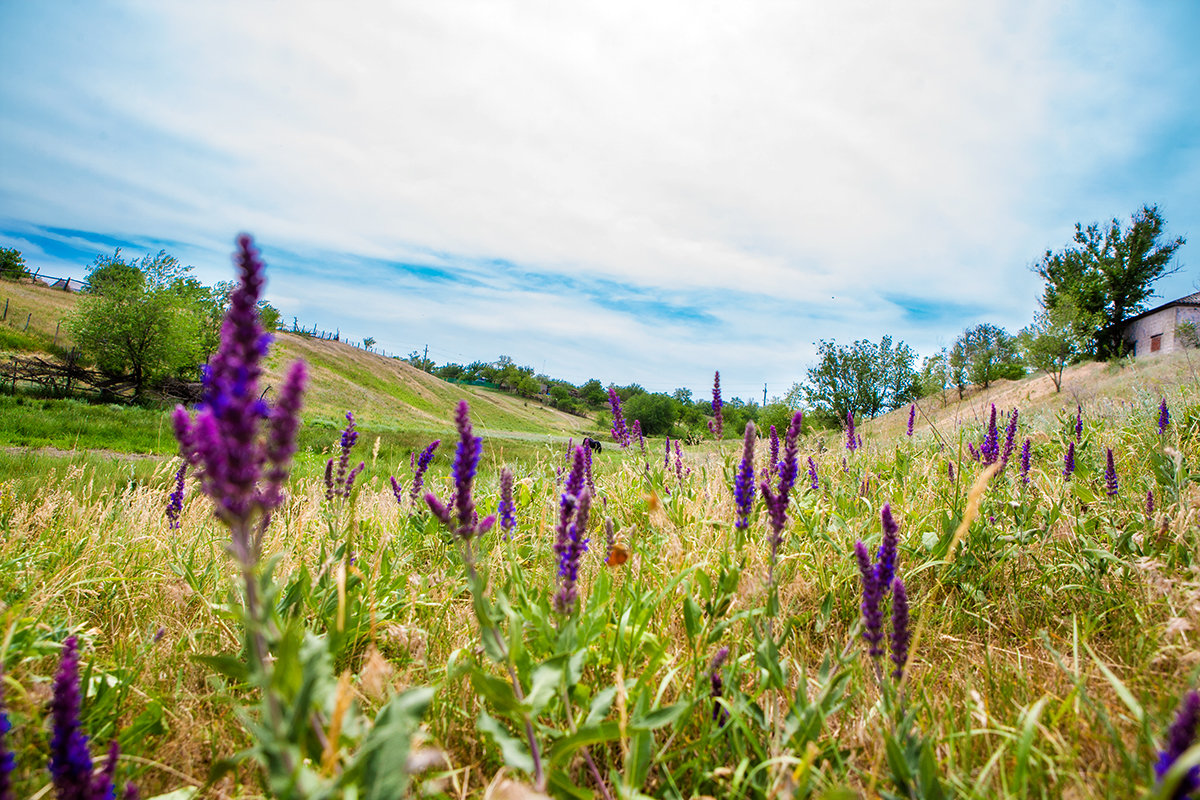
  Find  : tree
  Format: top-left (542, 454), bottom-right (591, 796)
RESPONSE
top-left (1033, 205), bottom-right (1185, 355)
top-left (70, 250), bottom-right (206, 396)
top-left (1018, 298), bottom-right (1098, 392)
top-left (623, 392), bottom-right (677, 436)
top-left (917, 349), bottom-right (951, 405)
top-left (0, 248), bottom-right (29, 280)
top-left (803, 336), bottom-right (917, 423)
top-left (950, 324), bottom-right (1023, 391)
top-left (362, 336), bottom-right (376, 351)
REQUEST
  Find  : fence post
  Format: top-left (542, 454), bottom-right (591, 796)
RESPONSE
top-left (53, 320), bottom-right (61, 347)
top-left (24, 313), bottom-right (31, 332)
top-left (2, 298), bottom-right (7, 321)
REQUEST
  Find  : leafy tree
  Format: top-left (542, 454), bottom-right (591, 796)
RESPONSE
top-left (0, 247), bottom-right (29, 280)
top-left (917, 349), bottom-right (951, 405)
top-left (70, 250), bottom-right (205, 396)
top-left (362, 336), bottom-right (376, 351)
top-left (803, 336), bottom-right (916, 423)
top-left (950, 324), bottom-right (1023, 391)
top-left (758, 401), bottom-right (798, 435)
top-left (404, 350), bottom-right (436, 372)
top-left (579, 379), bottom-right (608, 409)
top-left (1018, 298), bottom-right (1098, 392)
top-left (1033, 205), bottom-right (1185, 355)
top-left (623, 392), bottom-right (677, 436)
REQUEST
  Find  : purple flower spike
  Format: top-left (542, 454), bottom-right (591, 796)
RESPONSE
top-left (409, 440), bottom-right (440, 505)
top-left (760, 412), bottom-right (802, 548)
top-left (807, 456), bottom-right (818, 492)
top-left (769, 426), bottom-right (780, 476)
top-left (980, 405), bottom-right (999, 466)
top-left (166, 462), bottom-right (186, 530)
top-left (1147, 488), bottom-right (1156, 516)
top-left (50, 636), bottom-right (93, 800)
top-left (875, 504), bottom-right (899, 590)
top-left (733, 421), bottom-right (756, 530)
top-left (323, 459), bottom-right (336, 502)
top-left (1063, 441), bottom-right (1075, 480)
top-left (1105, 448), bottom-right (1119, 497)
top-left (553, 453), bottom-right (591, 616)
top-left (1156, 689), bottom-right (1200, 795)
top-left (0, 677), bottom-right (15, 800)
top-left (999, 408), bottom-right (1019, 473)
top-left (343, 461), bottom-right (365, 498)
top-left (335, 412), bottom-right (359, 491)
top-left (890, 577), bottom-right (910, 680)
top-left (854, 541), bottom-right (885, 659)
top-left (845, 411), bottom-right (858, 452)
top-left (948, 461), bottom-right (956, 483)
top-left (450, 401), bottom-right (482, 533)
top-left (499, 467), bottom-right (516, 538)
top-left (1075, 404), bottom-right (1083, 442)
top-left (906, 404), bottom-right (915, 437)
top-left (708, 371), bottom-right (724, 439)
top-left (1160, 398), bottom-right (1171, 435)
top-left (173, 235), bottom-right (305, 564)
top-left (608, 388), bottom-right (630, 448)
top-left (1020, 438), bottom-right (1032, 484)
top-left (664, 437), bottom-right (671, 468)
top-left (709, 646), bottom-right (730, 724)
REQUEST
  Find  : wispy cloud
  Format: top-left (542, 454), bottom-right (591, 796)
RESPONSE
top-left (1, 1), bottom-right (1196, 398)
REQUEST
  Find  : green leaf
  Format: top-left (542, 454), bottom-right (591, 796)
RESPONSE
top-left (631, 701), bottom-right (689, 731)
top-left (586, 685), bottom-right (618, 725)
top-left (546, 721), bottom-right (622, 764)
top-left (683, 595), bottom-right (701, 641)
top-left (478, 709), bottom-right (534, 773)
top-left (355, 686), bottom-right (433, 800)
top-left (471, 670), bottom-right (523, 715)
top-left (192, 654), bottom-right (248, 683)
top-left (525, 657), bottom-right (566, 715)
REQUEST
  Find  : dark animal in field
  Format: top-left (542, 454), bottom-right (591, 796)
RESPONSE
top-left (583, 437), bottom-right (602, 452)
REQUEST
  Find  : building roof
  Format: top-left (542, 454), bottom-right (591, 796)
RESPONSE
top-left (1117, 291), bottom-right (1200, 328)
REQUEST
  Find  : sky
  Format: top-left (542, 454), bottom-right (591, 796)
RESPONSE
top-left (2, 1), bottom-right (1198, 402)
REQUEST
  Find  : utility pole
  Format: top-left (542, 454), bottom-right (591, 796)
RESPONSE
top-left (423, 344), bottom-right (429, 366)
top-left (763, 383), bottom-right (767, 406)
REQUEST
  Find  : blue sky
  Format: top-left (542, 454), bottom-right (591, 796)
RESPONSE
top-left (2, 2), bottom-right (1198, 401)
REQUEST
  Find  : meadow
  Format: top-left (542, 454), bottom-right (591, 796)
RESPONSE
top-left (3, 266), bottom-right (1200, 798)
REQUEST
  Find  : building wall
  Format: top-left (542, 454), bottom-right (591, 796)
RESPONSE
top-left (1126, 304), bottom-right (1200, 356)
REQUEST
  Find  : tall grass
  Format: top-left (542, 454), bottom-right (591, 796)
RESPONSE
top-left (1, 384), bottom-right (1199, 797)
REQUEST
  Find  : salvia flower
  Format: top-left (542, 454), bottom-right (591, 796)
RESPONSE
top-left (50, 636), bottom-right (94, 800)
top-left (343, 461), bottom-right (365, 498)
top-left (906, 404), bottom-right (915, 437)
top-left (854, 541), bottom-right (885, 660)
top-left (0, 675), bottom-right (14, 800)
top-left (1063, 440), bottom-right (1075, 480)
top-left (709, 646), bottom-right (730, 724)
top-left (807, 456), bottom-right (818, 492)
top-left (499, 466), bottom-right (516, 538)
top-left (890, 577), bottom-right (910, 680)
top-left (664, 437), bottom-right (671, 468)
top-left (553, 446), bottom-right (591, 616)
top-left (172, 234), bottom-right (306, 567)
top-left (608, 388), bottom-right (630, 447)
top-left (966, 442), bottom-right (980, 462)
top-left (999, 408), bottom-right (1019, 473)
top-left (948, 460), bottom-right (956, 482)
top-left (425, 401), bottom-right (495, 543)
top-left (875, 504), bottom-right (900, 590)
top-left (1020, 438), bottom-right (1032, 484)
top-left (760, 412), bottom-right (802, 549)
top-left (674, 440), bottom-right (686, 482)
top-left (1147, 488), bottom-right (1156, 516)
top-left (1075, 404), bottom-right (1083, 442)
top-left (1160, 398), bottom-right (1171, 435)
top-left (845, 411), bottom-right (858, 452)
top-left (1156, 689), bottom-right (1200, 795)
top-left (708, 371), bottom-right (724, 439)
top-left (980, 404), bottom-right (999, 465)
top-left (165, 461), bottom-right (186, 529)
top-left (769, 425), bottom-right (780, 476)
top-left (1105, 447), bottom-right (1119, 497)
top-left (408, 440), bottom-right (440, 505)
top-left (324, 459), bottom-right (336, 502)
top-left (733, 421), bottom-right (756, 530)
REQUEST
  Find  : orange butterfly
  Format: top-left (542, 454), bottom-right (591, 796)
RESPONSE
top-left (605, 543), bottom-right (629, 567)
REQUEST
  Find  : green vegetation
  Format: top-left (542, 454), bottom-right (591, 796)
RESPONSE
top-left (0, 247), bottom-right (29, 279)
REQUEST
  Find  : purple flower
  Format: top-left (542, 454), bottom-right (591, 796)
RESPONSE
top-left (332, 412), bottom-right (360, 498)
top-left (50, 636), bottom-right (93, 800)
top-left (553, 446), bottom-right (591, 615)
top-left (807, 456), bottom-right (818, 492)
top-left (408, 440), bottom-right (440, 505)
top-left (674, 440), bottom-right (685, 482)
top-left (854, 541), bottom-right (885, 660)
top-left (875, 504), bottom-right (899, 590)
top-left (608, 388), bottom-right (630, 447)
top-left (999, 408), bottom-right (1019, 473)
top-left (344, 461), bottom-right (365, 497)
top-left (1147, 488), bottom-right (1156, 516)
top-left (166, 461), bottom-right (186, 530)
top-left (708, 371), bottom-right (724, 439)
top-left (1063, 440), bottom-right (1075, 480)
top-left (1105, 448), bottom-right (1119, 497)
top-left (1156, 689), bottom-right (1200, 795)
top-left (709, 646), bottom-right (730, 724)
top-left (1160, 398), bottom-right (1171, 435)
top-left (1075, 404), bottom-right (1083, 442)
top-left (0, 676), bottom-right (14, 800)
top-left (1020, 438), bottom-right (1032, 484)
top-left (967, 442), bottom-right (980, 462)
top-left (664, 437), bottom-right (671, 468)
top-left (948, 461), bottom-right (956, 482)
top-left (906, 404), bottom-right (915, 437)
top-left (425, 401), bottom-right (495, 542)
top-left (499, 466), bottom-right (516, 538)
top-left (769, 426), bottom-right (780, 476)
top-left (845, 411), bottom-right (858, 452)
top-left (760, 412), bottom-right (802, 549)
top-left (890, 577), bottom-right (910, 680)
top-left (323, 459), bottom-right (336, 502)
top-left (733, 421), bottom-right (756, 530)
top-left (980, 404), bottom-right (999, 466)
top-left (172, 234), bottom-right (306, 568)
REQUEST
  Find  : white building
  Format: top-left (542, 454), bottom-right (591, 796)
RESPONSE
top-left (1118, 292), bottom-right (1200, 356)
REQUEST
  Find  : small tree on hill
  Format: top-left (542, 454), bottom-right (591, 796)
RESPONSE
top-left (950, 324), bottom-right (1023, 391)
top-left (1018, 298), bottom-right (1098, 393)
top-left (803, 335), bottom-right (916, 423)
top-left (0, 247), bottom-right (29, 280)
